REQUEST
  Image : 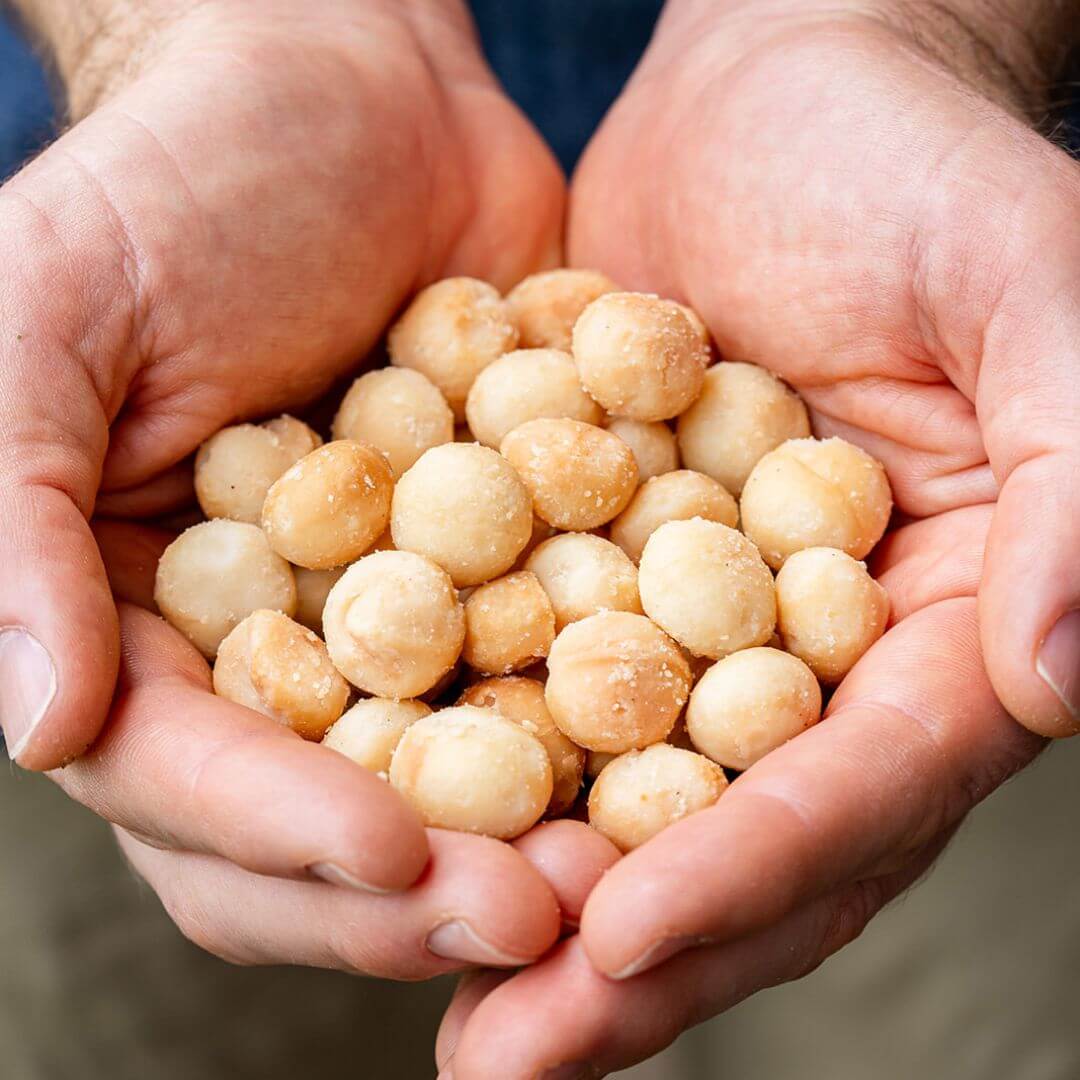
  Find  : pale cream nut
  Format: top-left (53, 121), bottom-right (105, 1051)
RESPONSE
top-left (506, 268), bottom-right (619, 351)
top-left (462, 571), bottom-right (556, 675)
top-left (605, 417), bottom-right (679, 481)
top-left (321, 698), bottom-right (432, 775)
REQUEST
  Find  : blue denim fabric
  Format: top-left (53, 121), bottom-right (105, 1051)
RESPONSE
top-left (0, 11), bottom-right (53, 180)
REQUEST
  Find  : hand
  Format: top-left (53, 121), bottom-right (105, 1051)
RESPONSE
top-left (438, 0), bottom-right (1078, 1072)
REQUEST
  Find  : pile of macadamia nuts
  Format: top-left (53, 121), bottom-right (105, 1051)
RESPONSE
top-left (155, 270), bottom-right (893, 852)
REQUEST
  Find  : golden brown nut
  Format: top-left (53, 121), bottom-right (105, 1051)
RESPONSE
top-left (584, 749), bottom-right (618, 780)
top-left (673, 302), bottom-right (711, 351)
top-left (506, 268), bottom-right (619, 351)
top-left (501, 418), bottom-right (637, 531)
top-left (321, 698), bottom-right (432, 775)
top-left (462, 571), bottom-right (556, 675)
top-left (293, 566), bottom-right (346, 634)
top-left (213, 609), bottom-right (349, 740)
top-left (605, 417), bottom-right (679, 481)
top-left (155, 520), bottom-right (297, 658)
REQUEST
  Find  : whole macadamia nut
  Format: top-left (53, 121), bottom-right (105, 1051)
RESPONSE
top-left (462, 571), bottom-right (556, 675)
top-left (572, 292), bottom-right (708, 421)
top-left (391, 442), bottom-right (533, 587)
top-left (776, 547), bottom-right (889, 682)
top-left (293, 566), bottom-right (346, 634)
top-left (611, 470), bottom-right (739, 563)
top-left (389, 706), bottom-right (553, 839)
top-left (506, 268), bottom-right (619, 351)
top-left (322, 550), bottom-right (465, 698)
top-left (465, 349), bottom-right (602, 449)
top-left (321, 698), bottom-right (432, 775)
top-left (524, 532), bottom-right (641, 630)
top-left (501, 418), bottom-right (637, 531)
top-left (546, 611), bottom-right (691, 753)
top-left (155, 520), bottom-right (297, 657)
top-left (388, 277), bottom-right (518, 419)
top-left (588, 743), bottom-right (728, 852)
top-left (686, 647), bottom-right (822, 771)
top-left (213, 609), bottom-right (349, 740)
top-left (194, 415), bottom-right (322, 524)
top-left (677, 362), bottom-right (810, 495)
top-left (262, 440), bottom-right (394, 570)
top-left (460, 676), bottom-right (584, 815)
top-left (605, 417), bottom-right (679, 481)
top-left (332, 368), bottom-right (453, 477)
top-left (740, 436), bottom-right (893, 569)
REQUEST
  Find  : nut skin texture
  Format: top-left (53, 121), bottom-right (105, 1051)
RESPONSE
top-left (740, 436), bottom-right (893, 570)
top-left (388, 277), bottom-right (519, 419)
top-left (261, 440), bottom-right (394, 570)
top-left (465, 348), bottom-right (603, 449)
top-left (292, 565), bottom-right (346, 634)
top-left (545, 611), bottom-right (692, 753)
top-left (686, 647), bottom-right (822, 771)
top-left (213, 610), bottom-right (349, 741)
top-left (638, 518), bottom-right (777, 660)
top-left (388, 706), bottom-right (553, 840)
top-left (459, 676), bottom-right (585, 816)
top-left (776, 547), bottom-right (890, 683)
top-left (501, 417), bottom-right (638, 531)
top-left (611, 470), bottom-right (739, 564)
top-left (572, 292), bottom-right (709, 421)
top-left (462, 571), bottom-right (556, 675)
top-left (155, 520), bottom-right (297, 658)
top-left (322, 550), bottom-right (465, 699)
top-left (505, 268), bottom-right (619, 351)
top-left (677, 362), bottom-right (810, 496)
top-left (331, 367), bottom-right (454, 477)
top-left (321, 698), bottom-right (433, 775)
top-left (605, 417), bottom-right (680, 481)
top-left (391, 442), bottom-right (534, 587)
top-left (524, 532), bottom-right (642, 631)
top-left (588, 743), bottom-right (728, 852)
top-left (194, 415), bottom-right (323, 524)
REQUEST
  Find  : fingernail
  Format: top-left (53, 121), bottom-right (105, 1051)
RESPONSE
top-left (540, 1065), bottom-right (592, 1080)
top-left (0, 628), bottom-right (57, 761)
top-left (1037, 610), bottom-right (1080, 721)
top-left (610, 934), bottom-right (708, 980)
top-left (426, 920), bottom-right (534, 968)
top-left (308, 861), bottom-right (392, 895)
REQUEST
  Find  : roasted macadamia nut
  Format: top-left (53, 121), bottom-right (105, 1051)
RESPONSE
top-left (322, 698), bottom-right (432, 775)
top-left (331, 368), bottom-right (453, 477)
top-left (740, 436), bottom-right (893, 569)
top-left (323, 550), bottom-right (465, 698)
top-left (501, 418), bottom-right (637, 531)
top-left (546, 611), bottom-right (691, 753)
top-left (585, 749), bottom-right (618, 780)
top-left (213, 610), bottom-right (349, 740)
top-left (524, 533), bottom-right (641, 630)
top-left (262, 440), bottom-right (393, 570)
top-left (677, 362), bottom-right (810, 495)
top-left (462, 572), bottom-right (556, 675)
top-left (465, 348), bottom-right (602, 449)
top-left (391, 442), bottom-right (533, 586)
top-left (776, 547), bottom-right (889, 682)
top-left (194, 415), bottom-right (322, 524)
top-left (155, 520), bottom-right (297, 657)
top-left (588, 744), bottom-right (728, 852)
top-left (293, 566), bottom-right (346, 634)
top-left (460, 677), bottom-right (584, 815)
top-left (506, 268), bottom-right (619, 351)
top-left (686, 647), bottom-right (822, 771)
top-left (674, 302), bottom-right (711, 351)
top-left (605, 417), bottom-right (679, 481)
top-left (388, 277), bottom-right (518, 418)
top-left (638, 519), bottom-right (776, 659)
top-left (389, 706), bottom-right (552, 838)
top-left (611, 470), bottom-right (739, 563)
top-left (572, 292), bottom-right (708, 421)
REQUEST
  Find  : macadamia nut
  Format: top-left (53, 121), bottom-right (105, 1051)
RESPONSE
top-left (572, 292), bottom-right (708, 421)
top-left (740, 436), bottom-right (893, 569)
top-left (322, 698), bottom-right (432, 775)
top-left (588, 744), bottom-right (728, 852)
top-left (155, 520), bottom-right (297, 657)
top-left (293, 566), bottom-right (346, 634)
top-left (611, 470), bottom-right (738, 563)
top-left (391, 442), bottom-right (533, 587)
top-left (686, 647), bottom-right (822, 771)
top-left (546, 611), bottom-right (691, 753)
top-left (501, 418), bottom-right (637, 531)
top-left (332, 368), bottom-right (453, 477)
top-left (605, 417), bottom-right (679, 481)
top-left (506, 268), bottom-right (619, 351)
top-left (638, 519), bottom-right (776, 659)
top-left (389, 706), bottom-right (552, 838)
top-left (213, 609), bottom-right (349, 740)
top-left (323, 550), bottom-right (465, 698)
top-left (462, 572), bottom-right (556, 675)
top-left (776, 547), bottom-right (889, 682)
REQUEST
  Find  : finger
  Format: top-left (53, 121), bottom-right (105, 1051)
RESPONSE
top-left (117, 827), bottom-right (561, 980)
top-left (56, 603), bottom-right (429, 893)
top-left (91, 519), bottom-right (175, 610)
top-left (580, 598), bottom-right (1043, 978)
top-left (94, 461), bottom-right (196, 519)
top-left (436, 971), bottom-right (513, 1074)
